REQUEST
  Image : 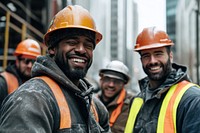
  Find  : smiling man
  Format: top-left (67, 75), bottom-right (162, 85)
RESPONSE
top-left (125, 27), bottom-right (200, 133)
top-left (98, 60), bottom-right (134, 133)
top-left (0, 5), bottom-right (110, 133)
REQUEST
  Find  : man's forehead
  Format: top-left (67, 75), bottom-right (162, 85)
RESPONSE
top-left (62, 35), bottom-right (93, 41)
top-left (140, 47), bottom-right (166, 54)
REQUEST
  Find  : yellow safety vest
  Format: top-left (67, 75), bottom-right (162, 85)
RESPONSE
top-left (1, 71), bottom-right (19, 94)
top-left (125, 80), bottom-right (198, 133)
top-left (37, 76), bottom-right (99, 129)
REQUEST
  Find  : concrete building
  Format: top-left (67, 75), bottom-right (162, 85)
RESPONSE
top-left (176, 0), bottom-right (200, 83)
top-left (166, 0), bottom-right (178, 60)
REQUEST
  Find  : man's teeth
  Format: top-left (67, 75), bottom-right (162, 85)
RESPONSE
top-left (107, 88), bottom-right (114, 91)
top-left (73, 58), bottom-right (85, 63)
top-left (150, 66), bottom-right (160, 70)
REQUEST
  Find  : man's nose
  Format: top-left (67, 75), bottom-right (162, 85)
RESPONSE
top-left (108, 80), bottom-right (115, 87)
top-left (149, 55), bottom-right (157, 63)
top-left (75, 43), bottom-right (86, 54)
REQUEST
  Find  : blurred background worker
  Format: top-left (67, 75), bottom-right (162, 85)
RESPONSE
top-left (98, 60), bottom-right (134, 133)
top-left (0, 38), bottom-right (41, 106)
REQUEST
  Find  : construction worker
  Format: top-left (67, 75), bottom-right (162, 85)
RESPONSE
top-left (98, 60), bottom-right (134, 133)
top-left (0, 5), bottom-right (110, 133)
top-left (0, 38), bottom-right (41, 106)
top-left (125, 27), bottom-right (200, 133)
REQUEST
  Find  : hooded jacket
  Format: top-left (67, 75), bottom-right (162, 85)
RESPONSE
top-left (0, 64), bottom-right (23, 106)
top-left (0, 55), bottom-right (111, 133)
top-left (133, 63), bottom-right (200, 133)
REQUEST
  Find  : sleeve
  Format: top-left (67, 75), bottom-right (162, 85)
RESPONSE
top-left (92, 96), bottom-right (111, 133)
top-left (0, 79), bottom-right (58, 133)
top-left (177, 86), bottom-right (200, 133)
top-left (0, 75), bottom-right (8, 107)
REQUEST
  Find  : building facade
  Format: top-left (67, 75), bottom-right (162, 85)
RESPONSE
top-left (176, 0), bottom-right (200, 83)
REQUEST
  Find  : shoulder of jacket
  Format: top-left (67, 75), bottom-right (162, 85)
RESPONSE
top-left (92, 96), bottom-right (108, 112)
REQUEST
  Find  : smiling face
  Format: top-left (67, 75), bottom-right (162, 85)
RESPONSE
top-left (100, 75), bottom-right (125, 102)
top-left (16, 57), bottom-right (36, 81)
top-left (140, 47), bottom-right (173, 82)
top-left (52, 35), bottom-right (95, 85)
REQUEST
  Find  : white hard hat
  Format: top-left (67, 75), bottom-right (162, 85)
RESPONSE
top-left (99, 60), bottom-right (130, 84)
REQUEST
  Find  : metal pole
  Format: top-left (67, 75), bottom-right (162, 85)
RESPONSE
top-left (3, 12), bottom-right (10, 70)
top-left (196, 0), bottom-right (199, 84)
top-left (21, 24), bottom-right (27, 40)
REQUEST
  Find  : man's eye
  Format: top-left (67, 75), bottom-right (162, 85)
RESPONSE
top-left (141, 55), bottom-right (150, 59)
top-left (85, 43), bottom-right (94, 50)
top-left (66, 41), bottom-right (77, 45)
top-left (155, 52), bottom-right (163, 56)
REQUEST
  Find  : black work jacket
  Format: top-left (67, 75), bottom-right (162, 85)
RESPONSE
top-left (133, 63), bottom-right (200, 133)
top-left (0, 64), bottom-right (23, 106)
top-left (0, 55), bottom-right (111, 133)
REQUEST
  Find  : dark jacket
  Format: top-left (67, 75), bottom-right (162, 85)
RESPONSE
top-left (133, 63), bottom-right (200, 133)
top-left (0, 64), bottom-right (23, 106)
top-left (0, 55), bottom-right (111, 133)
top-left (99, 90), bottom-right (134, 133)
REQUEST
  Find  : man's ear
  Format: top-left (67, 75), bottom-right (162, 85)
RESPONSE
top-left (99, 77), bottom-right (103, 84)
top-left (48, 47), bottom-right (56, 55)
top-left (15, 58), bottom-right (19, 67)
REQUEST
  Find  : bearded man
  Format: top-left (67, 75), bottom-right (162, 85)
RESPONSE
top-left (0, 5), bottom-right (110, 133)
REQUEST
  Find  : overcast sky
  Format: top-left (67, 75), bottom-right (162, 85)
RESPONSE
top-left (136, 0), bottom-right (166, 32)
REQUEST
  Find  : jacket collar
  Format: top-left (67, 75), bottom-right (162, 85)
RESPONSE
top-left (32, 55), bottom-right (93, 95)
top-left (138, 63), bottom-right (191, 100)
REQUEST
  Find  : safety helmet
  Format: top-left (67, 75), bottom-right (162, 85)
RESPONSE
top-left (134, 27), bottom-right (174, 51)
top-left (14, 39), bottom-right (41, 59)
top-left (99, 60), bottom-right (130, 84)
top-left (44, 5), bottom-right (102, 47)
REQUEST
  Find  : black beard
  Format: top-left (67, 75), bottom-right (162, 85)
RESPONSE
top-left (143, 58), bottom-right (172, 81)
top-left (54, 52), bottom-right (91, 82)
top-left (65, 67), bottom-right (87, 80)
top-left (17, 65), bottom-right (31, 81)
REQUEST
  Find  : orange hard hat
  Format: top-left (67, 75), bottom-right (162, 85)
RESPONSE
top-left (44, 5), bottom-right (102, 47)
top-left (14, 39), bottom-right (41, 59)
top-left (134, 27), bottom-right (174, 51)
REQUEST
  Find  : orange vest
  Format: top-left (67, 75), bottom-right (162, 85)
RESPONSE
top-left (37, 76), bottom-right (99, 129)
top-left (109, 88), bottom-right (126, 127)
top-left (1, 71), bottom-right (19, 94)
top-left (125, 80), bottom-right (198, 133)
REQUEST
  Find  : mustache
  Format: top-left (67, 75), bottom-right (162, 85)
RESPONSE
top-left (147, 62), bottom-right (160, 68)
top-left (66, 52), bottom-right (88, 59)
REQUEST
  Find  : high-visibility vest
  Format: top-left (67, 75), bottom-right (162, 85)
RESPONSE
top-left (1, 71), bottom-right (19, 94)
top-left (37, 76), bottom-right (99, 129)
top-left (125, 80), bottom-right (198, 133)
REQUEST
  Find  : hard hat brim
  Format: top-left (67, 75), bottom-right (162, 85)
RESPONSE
top-left (134, 42), bottom-right (174, 52)
top-left (99, 69), bottom-right (129, 84)
top-left (44, 26), bottom-right (102, 47)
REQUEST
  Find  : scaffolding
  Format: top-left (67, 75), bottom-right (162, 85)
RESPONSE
top-left (0, 2), bottom-right (47, 70)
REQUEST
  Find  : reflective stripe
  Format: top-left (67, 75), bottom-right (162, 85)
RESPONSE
top-left (157, 81), bottom-right (196, 133)
top-left (37, 76), bottom-right (99, 129)
top-left (125, 80), bottom-right (198, 133)
top-left (124, 97), bottom-right (144, 133)
top-left (91, 100), bottom-right (99, 122)
top-left (38, 76), bottom-right (71, 129)
top-left (110, 88), bottom-right (126, 127)
top-left (1, 72), bottom-right (19, 94)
